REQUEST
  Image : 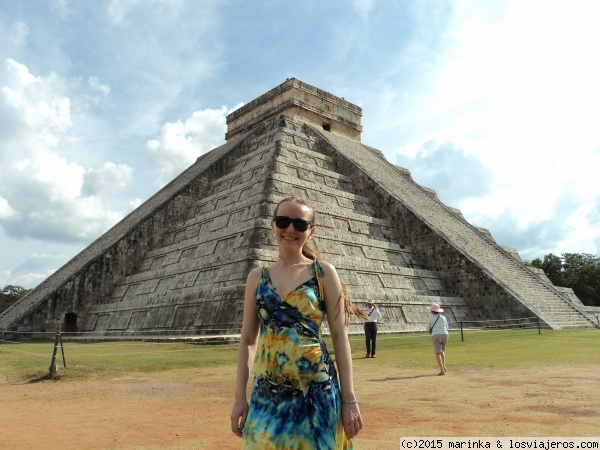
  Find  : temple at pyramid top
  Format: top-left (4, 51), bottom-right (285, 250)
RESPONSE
top-left (225, 78), bottom-right (363, 142)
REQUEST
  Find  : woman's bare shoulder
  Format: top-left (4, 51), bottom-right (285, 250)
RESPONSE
top-left (317, 259), bottom-right (336, 273)
top-left (246, 266), bottom-right (263, 283)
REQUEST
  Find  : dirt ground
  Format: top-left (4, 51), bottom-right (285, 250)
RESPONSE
top-left (1, 361), bottom-right (599, 450)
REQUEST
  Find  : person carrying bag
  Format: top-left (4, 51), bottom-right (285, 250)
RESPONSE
top-left (425, 303), bottom-right (449, 375)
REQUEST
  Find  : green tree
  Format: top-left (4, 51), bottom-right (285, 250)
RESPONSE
top-left (561, 253), bottom-right (600, 306)
top-left (0, 285), bottom-right (31, 313)
top-left (527, 253), bottom-right (600, 306)
top-left (528, 253), bottom-right (565, 286)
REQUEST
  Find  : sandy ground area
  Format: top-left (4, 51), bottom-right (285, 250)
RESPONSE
top-left (1, 361), bottom-right (599, 450)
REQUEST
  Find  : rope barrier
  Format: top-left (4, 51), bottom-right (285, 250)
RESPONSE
top-left (57, 346), bottom-right (238, 357)
top-left (0, 346), bottom-right (50, 357)
top-left (59, 341), bottom-right (235, 348)
top-left (1, 328), bottom-right (243, 335)
top-left (457, 316), bottom-right (539, 324)
top-left (0, 338), bottom-right (238, 352)
top-left (458, 317), bottom-right (543, 341)
top-left (0, 339), bottom-right (27, 344)
top-left (0, 330), bottom-right (56, 336)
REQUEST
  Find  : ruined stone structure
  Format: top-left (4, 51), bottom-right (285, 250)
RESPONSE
top-left (0, 78), bottom-right (595, 337)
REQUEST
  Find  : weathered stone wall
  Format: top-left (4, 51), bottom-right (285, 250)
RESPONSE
top-left (326, 154), bottom-right (532, 324)
top-left (19, 183), bottom-right (206, 333)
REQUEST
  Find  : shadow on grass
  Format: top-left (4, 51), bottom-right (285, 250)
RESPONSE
top-left (368, 374), bottom-right (438, 381)
top-left (27, 374), bottom-right (53, 383)
top-left (2, 373), bottom-right (51, 384)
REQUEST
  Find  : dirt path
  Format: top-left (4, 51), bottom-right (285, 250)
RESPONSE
top-left (1, 363), bottom-right (598, 449)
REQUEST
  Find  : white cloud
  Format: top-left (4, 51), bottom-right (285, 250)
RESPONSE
top-left (0, 197), bottom-right (17, 219)
top-left (1, 58), bottom-right (72, 146)
top-left (396, 140), bottom-right (494, 208)
top-left (82, 162), bottom-right (133, 196)
top-left (351, 0), bottom-right (376, 18)
top-left (0, 252), bottom-right (71, 289)
top-left (51, 0), bottom-right (70, 19)
top-left (106, 0), bottom-right (143, 24)
top-left (9, 21), bottom-right (29, 46)
top-left (26, 150), bottom-right (84, 200)
top-left (0, 59), bottom-right (132, 244)
top-left (129, 198), bottom-right (143, 211)
top-left (106, 0), bottom-right (186, 25)
top-left (1, 150), bottom-right (126, 242)
top-left (429, 1), bottom-right (599, 152)
top-left (146, 106), bottom-right (229, 187)
top-left (88, 77), bottom-right (110, 96)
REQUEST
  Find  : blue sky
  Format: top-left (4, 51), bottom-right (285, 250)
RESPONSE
top-left (1, 0), bottom-right (599, 288)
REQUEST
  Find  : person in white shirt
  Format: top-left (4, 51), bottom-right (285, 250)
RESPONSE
top-left (425, 303), bottom-right (449, 375)
top-left (363, 302), bottom-right (382, 358)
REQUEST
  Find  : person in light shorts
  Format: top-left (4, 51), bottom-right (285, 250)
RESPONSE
top-left (432, 334), bottom-right (448, 354)
top-left (426, 303), bottom-right (449, 376)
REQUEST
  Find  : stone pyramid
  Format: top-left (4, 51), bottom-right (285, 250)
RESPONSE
top-left (1, 78), bottom-right (595, 337)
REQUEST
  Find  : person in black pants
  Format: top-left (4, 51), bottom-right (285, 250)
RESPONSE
top-left (363, 302), bottom-right (382, 358)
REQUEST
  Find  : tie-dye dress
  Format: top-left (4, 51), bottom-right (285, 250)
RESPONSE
top-left (242, 261), bottom-right (352, 449)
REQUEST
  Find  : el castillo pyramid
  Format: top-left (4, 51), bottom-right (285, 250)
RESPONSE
top-left (1, 78), bottom-right (595, 338)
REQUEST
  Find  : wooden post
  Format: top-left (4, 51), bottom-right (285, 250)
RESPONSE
top-left (59, 333), bottom-right (67, 368)
top-left (49, 331), bottom-right (60, 379)
top-left (460, 321), bottom-right (464, 342)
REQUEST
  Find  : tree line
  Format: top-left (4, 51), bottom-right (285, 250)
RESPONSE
top-left (0, 285), bottom-right (32, 314)
top-left (525, 252), bottom-right (600, 306)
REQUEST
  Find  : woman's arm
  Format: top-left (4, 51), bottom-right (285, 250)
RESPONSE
top-left (321, 261), bottom-right (363, 439)
top-left (230, 268), bottom-right (261, 437)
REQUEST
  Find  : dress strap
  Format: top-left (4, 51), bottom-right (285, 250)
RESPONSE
top-left (311, 259), bottom-right (324, 277)
top-left (261, 267), bottom-right (273, 290)
top-left (312, 260), bottom-right (324, 300)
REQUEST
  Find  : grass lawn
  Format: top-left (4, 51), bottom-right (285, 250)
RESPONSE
top-left (1, 328), bottom-right (598, 383)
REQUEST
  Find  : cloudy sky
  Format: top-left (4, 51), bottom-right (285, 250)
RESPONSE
top-left (1, 0), bottom-right (599, 289)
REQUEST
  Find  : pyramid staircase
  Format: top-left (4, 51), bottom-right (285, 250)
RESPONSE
top-left (310, 128), bottom-right (595, 329)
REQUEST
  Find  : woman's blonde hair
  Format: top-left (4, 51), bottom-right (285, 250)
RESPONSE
top-left (273, 197), bottom-right (368, 325)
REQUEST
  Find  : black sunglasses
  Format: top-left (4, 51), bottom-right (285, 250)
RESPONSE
top-left (273, 216), bottom-right (313, 232)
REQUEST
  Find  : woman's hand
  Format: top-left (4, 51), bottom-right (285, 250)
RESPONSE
top-left (230, 398), bottom-right (249, 437)
top-left (342, 402), bottom-right (363, 439)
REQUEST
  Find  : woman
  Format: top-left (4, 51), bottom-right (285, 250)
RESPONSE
top-left (230, 198), bottom-right (364, 448)
top-left (426, 303), bottom-right (449, 376)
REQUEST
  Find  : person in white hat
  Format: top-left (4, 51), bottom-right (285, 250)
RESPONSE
top-left (426, 303), bottom-right (448, 375)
